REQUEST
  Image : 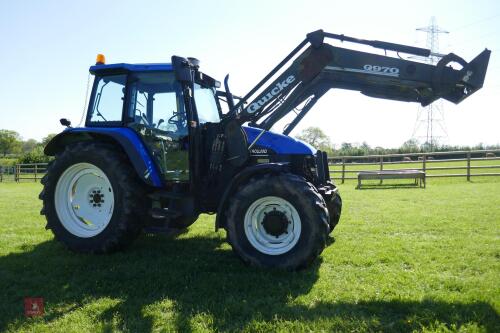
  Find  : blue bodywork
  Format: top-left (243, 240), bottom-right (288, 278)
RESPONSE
top-left (88, 63), bottom-right (315, 155)
top-left (243, 126), bottom-right (316, 155)
top-left (46, 127), bottom-right (163, 187)
top-left (90, 63), bottom-right (173, 74)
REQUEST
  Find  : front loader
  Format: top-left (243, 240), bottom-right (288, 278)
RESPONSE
top-left (40, 30), bottom-right (490, 270)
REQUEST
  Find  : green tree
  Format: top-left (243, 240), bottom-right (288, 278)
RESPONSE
top-left (296, 127), bottom-right (332, 151)
top-left (0, 130), bottom-right (22, 157)
top-left (22, 139), bottom-right (39, 153)
top-left (17, 145), bottom-right (52, 164)
top-left (360, 141), bottom-right (371, 154)
top-left (400, 139), bottom-right (420, 153)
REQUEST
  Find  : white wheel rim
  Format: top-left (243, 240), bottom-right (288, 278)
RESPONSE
top-left (244, 196), bottom-right (301, 256)
top-left (54, 163), bottom-right (114, 238)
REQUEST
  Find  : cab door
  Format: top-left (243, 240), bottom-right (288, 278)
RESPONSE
top-left (127, 72), bottom-right (190, 182)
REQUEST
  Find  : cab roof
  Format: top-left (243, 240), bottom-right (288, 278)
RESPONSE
top-left (89, 63), bottom-right (173, 75)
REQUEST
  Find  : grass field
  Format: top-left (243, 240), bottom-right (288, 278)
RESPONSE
top-left (330, 159), bottom-right (500, 181)
top-left (0, 178), bottom-right (499, 332)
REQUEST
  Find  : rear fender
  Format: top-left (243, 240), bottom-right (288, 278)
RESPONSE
top-left (215, 163), bottom-right (289, 231)
top-left (44, 127), bottom-right (163, 187)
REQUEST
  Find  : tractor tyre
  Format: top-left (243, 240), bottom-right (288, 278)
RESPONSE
top-left (225, 173), bottom-right (329, 270)
top-left (326, 192), bottom-right (342, 233)
top-left (39, 142), bottom-right (145, 253)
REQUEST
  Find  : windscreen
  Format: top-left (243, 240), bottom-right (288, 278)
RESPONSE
top-left (194, 83), bottom-right (220, 124)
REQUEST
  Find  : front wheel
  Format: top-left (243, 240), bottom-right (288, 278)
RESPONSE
top-left (225, 173), bottom-right (329, 270)
top-left (326, 191), bottom-right (342, 233)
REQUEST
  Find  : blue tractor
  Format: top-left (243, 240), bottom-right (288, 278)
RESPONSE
top-left (40, 30), bottom-right (490, 269)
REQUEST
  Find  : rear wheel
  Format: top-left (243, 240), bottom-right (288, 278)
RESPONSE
top-left (40, 142), bottom-right (145, 253)
top-left (225, 173), bottom-right (329, 270)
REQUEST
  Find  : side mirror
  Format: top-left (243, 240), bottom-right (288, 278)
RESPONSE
top-left (60, 118), bottom-right (72, 128)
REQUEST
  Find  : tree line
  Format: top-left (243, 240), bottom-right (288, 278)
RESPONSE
top-left (0, 130), bottom-right (55, 165)
top-left (295, 127), bottom-right (500, 157)
top-left (1, 127), bottom-right (498, 166)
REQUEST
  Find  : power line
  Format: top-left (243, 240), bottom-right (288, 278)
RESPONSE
top-left (452, 30), bottom-right (498, 48)
top-left (412, 17), bottom-right (449, 150)
top-left (451, 13), bottom-right (500, 32)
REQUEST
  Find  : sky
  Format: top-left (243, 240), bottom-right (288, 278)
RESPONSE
top-left (0, 0), bottom-right (499, 148)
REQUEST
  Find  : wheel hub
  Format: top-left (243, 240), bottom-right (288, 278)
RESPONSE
top-left (262, 209), bottom-right (290, 237)
top-left (89, 189), bottom-right (104, 207)
top-left (244, 196), bottom-right (302, 256)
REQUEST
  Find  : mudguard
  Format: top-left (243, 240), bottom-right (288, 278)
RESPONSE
top-left (215, 163), bottom-right (289, 231)
top-left (44, 127), bottom-right (163, 187)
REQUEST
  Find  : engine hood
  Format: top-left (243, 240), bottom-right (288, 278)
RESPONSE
top-left (243, 126), bottom-right (316, 155)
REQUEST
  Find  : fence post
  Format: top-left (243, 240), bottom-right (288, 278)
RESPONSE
top-left (0, 167), bottom-right (2, 183)
top-left (15, 165), bottom-right (19, 182)
top-left (341, 158), bottom-right (345, 184)
top-left (467, 152), bottom-right (471, 181)
top-left (379, 156), bottom-right (383, 184)
top-left (34, 164), bottom-right (38, 182)
top-left (422, 154), bottom-right (427, 174)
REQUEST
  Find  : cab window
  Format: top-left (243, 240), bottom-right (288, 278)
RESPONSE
top-left (88, 75), bottom-right (126, 123)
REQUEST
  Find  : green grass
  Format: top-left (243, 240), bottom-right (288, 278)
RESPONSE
top-left (0, 178), bottom-right (499, 332)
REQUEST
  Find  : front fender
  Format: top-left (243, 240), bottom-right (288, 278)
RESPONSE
top-left (45, 127), bottom-right (163, 187)
top-left (215, 163), bottom-right (289, 231)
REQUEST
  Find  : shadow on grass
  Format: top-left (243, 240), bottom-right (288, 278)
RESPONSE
top-left (1, 234), bottom-right (498, 332)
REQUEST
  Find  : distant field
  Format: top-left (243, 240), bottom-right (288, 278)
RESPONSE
top-left (330, 159), bottom-right (500, 184)
top-left (3, 159), bottom-right (500, 184)
top-left (0, 178), bottom-right (499, 332)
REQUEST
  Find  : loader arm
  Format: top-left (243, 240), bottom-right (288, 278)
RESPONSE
top-left (228, 30), bottom-right (490, 135)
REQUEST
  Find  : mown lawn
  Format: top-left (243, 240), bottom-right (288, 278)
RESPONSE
top-left (330, 159), bottom-right (500, 181)
top-left (0, 178), bottom-right (499, 332)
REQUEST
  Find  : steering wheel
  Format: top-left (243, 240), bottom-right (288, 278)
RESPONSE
top-left (168, 110), bottom-right (188, 128)
top-left (167, 112), bottom-right (179, 125)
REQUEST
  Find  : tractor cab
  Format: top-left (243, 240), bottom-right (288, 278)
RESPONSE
top-left (85, 57), bottom-right (318, 189)
top-left (87, 60), bottom-right (222, 183)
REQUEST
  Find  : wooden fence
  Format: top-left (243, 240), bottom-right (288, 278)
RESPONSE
top-left (0, 163), bottom-right (48, 182)
top-left (329, 149), bottom-right (500, 183)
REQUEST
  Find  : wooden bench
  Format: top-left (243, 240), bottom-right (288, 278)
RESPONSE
top-left (357, 170), bottom-right (426, 189)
